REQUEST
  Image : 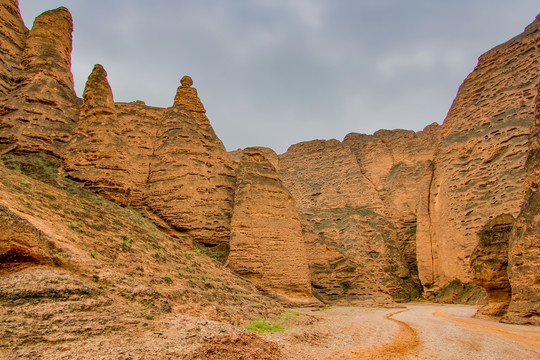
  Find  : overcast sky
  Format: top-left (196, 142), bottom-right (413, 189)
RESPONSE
top-left (19, 1), bottom-right (539, 154)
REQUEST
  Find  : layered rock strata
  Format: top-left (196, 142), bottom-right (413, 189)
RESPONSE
top-left (0, 7), bottom-right (80, 156)
top-left (417, 15), bottom-right (540, 289)
top-left (470, 214), bottom-right (513, 317)
top-left (342, 124), bottom-right (441, 283)
top-left (63, 64), bottom-right (133, 205)
top-left (505, 80), bottom-right (540, 325)
top-left (0, 0), bottom-right (27, 102)
top-left (146, 106), bottom-right (235, 244)
top-left (146, 76), bottom-right (235, 244)
top-left (279, 140), bottom-right (414, 302)
top-left (64, 71), bottom-right (235, 244)
top-left (227, 147), bottom-right (317, 305)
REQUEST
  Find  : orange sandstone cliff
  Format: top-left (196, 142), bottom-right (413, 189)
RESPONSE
top-left (0, 1), bottom-right (539, 329)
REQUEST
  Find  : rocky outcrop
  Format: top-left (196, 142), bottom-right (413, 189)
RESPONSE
top-left (230, 147), bottom-right (279, 171)
top-left (416, 15), bottom-right (540, 290)
top-left (343, 124), bottom-right (441, 285)
top-left (146, 107), bottom-right (235, 245)
top-left (470, 214), bottom-right (513, 317)
top-left (63, 70), bottom-right (235, 244)
top-left (227, 147), bottom-right (317, 305)
top-left (0, 205), bottom-right (54, 275)
top-left (504, 80), bottom-right (540, 325)
top-left (63, 64), bottom-right (133, 205)
top-left (146, 77), bottom-right (235, 244)
top-left (0, 7), bottom-right (80, 156)
top-left (279, 140), bottom-right (415, 303)
top-left (2, 1), bottom-right (540, 323)
top-left (0, 0), bottom-right (27, 102)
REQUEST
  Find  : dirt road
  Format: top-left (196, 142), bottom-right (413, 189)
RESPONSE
top-left (271, 304), bottom-right (540, 359)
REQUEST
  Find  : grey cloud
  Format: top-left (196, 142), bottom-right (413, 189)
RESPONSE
top-left (19, 1), bottom-right (540, 154)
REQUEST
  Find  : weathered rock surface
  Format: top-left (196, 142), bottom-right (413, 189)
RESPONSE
top-left (230, 146), bottom-right (279, 171)
top-left (63, 64), bottom-right (133, 205)
top-left (417, 14), bottom-right (540, 290)
top-left (0, 7), bottom-right (80, 156)
top-left (505, 78), bottom-right (540, 325)
top-left (227, 147), bottom-right (317, 305)
top-left (63, 71), bottom-right (235, 243)
top-left (279, 140), bottom-right (415, 303)
top-left (0, 0), bottom-right (27, 102)
top-left (2, 1), bottom-right (540, 326)
top-left (470, 214), bottom-right (514, 317)
top-left (343, 124), bottom-right (441, 285)
top-left (146, 106), bottom-right (235, 245)
top-left (146, 77), bottom-right (235, 244)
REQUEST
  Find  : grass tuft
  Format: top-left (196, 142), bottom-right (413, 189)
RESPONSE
top-left (243, 319), bottom-right (285, 334)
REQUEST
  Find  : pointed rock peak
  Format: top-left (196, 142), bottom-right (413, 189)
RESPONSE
top-left (23, 6), bottom-right (74, 90)
top-left (173, 75), bottom-right (206, 113)
top-left (81, 64), bottom-right (115, 116)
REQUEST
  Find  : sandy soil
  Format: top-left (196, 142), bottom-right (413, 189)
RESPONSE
top-left (270, 303), bottom-right (540, 359)
top-left (2, 301), bottom-right (539, 359)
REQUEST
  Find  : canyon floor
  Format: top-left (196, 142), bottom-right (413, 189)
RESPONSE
top-left (268, 303), bottom-right (540, 360)
top-left (5, 302), bottom-right (539, 359)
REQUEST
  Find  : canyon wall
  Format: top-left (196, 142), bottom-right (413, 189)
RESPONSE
top-left (416, 15), bottom-right (539, 290)
top-left (279, 139), bottom-right (417, 303)
top-left (505, 80), bottom-right (540, 325)
top-left (1, 2), bottom-right (539, 322)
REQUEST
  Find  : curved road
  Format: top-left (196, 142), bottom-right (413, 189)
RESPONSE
top-left (275, 304), bottom-right (540, 360)
top-left (360, 304), bottom-right (540, 359)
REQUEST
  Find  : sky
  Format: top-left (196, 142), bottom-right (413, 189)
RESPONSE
top-left (19, 1), bottom-right (540, 154)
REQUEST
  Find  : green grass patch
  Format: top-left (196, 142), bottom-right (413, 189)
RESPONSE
top-left (243, 319), bottom-right (285, 334)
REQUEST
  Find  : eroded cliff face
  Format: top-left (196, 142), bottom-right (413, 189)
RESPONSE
top-left (64, 69), bottom-right (235, 244)
top-left (470, 214), bottom-right (513, 318)
top-left (1, 2), bottom-right (540, 324)
top-left (416, 15), bottom-right (540, 291)
top-left (63, 64), bottom-right (133, 205)
top-left (0, 0), bottom-right (27, 102)
top-left (279, 139), bottom-right (416, 303)
top-left (227, 147), bottom-right (317, 305)
top-left (145, 101), bottom-right (235, 245)
top-left (504, 80), bottom-right (540, 325)
top-left (0, 6), bottom-right (80, 156)
top-left (342, 124), bottom-right (441, 286)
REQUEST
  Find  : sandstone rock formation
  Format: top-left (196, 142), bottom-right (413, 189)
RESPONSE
top-left (505, 79), bottom-right (540, 325)
top-left (416, 14), bottom-right (540, 290)
top-left (63, 69), bottom-right (236, 244)
top-left (2, 1), bottom-right (540, 326)
top-left (146, 106), bottom-right (235, 245)
top-left (0, 0), bottom-right (27, 102)
top-left (63, 64), bottom-right (132, 205)
top-left (279, 139), bottom-right (415, 303)
top-left (470, 214), bottom-right (514, 317)
top-left (146, 76), bottom-right (236, 244)
top-left (0, 6), bottom-right (80, 156)
top-left (342, 124), bottom-right (441, 284)
top-left (227, 147), bottom-right (317, 305)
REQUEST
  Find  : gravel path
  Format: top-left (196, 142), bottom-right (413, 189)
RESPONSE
top-left (271, 304), bottom-right (540, 359)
